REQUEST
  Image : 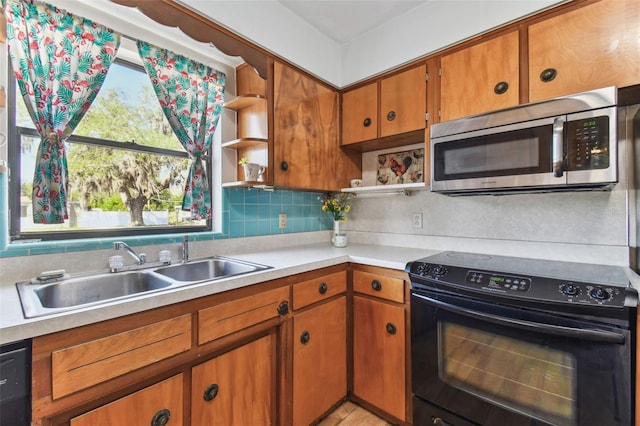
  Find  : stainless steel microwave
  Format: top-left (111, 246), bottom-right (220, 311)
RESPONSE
top-left (430, 86), bottom-right (618, 195)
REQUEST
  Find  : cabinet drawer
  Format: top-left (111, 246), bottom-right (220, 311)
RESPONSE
top-left (70, 374), bottom-right (183, 426)
top-left (353, 271), bottom-right (404, 303)
top-left (52, 315), bottom-right (191, 399)
top-left (293, 271), bottom-right (346, 310)
top-left (198, 286), bottom-right (289, 345)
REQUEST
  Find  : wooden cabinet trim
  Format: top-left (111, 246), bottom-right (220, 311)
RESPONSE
top-left (70, 374), bottom-right (184, 426)
top-left (353, 270), bottom-right (405, 304)
top-left (198, 285), bottom-right (289, 345)
top-left (52, 314), bottom-right (191, 400)
top-left (292, 270), bottom-right (347, 310)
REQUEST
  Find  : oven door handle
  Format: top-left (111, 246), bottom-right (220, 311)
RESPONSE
top-left (419, 294), bottom-right (626, 344)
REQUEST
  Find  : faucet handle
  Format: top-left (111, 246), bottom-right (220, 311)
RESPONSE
top-left (139, 253), bottom-right (147, 264)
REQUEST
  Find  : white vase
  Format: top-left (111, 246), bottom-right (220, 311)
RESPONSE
top-left (332, 220), bottom-right (347, 247)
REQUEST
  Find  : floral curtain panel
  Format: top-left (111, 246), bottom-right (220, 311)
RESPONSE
top-left (137, 40), bottom-right (225, 220)
top-left (5, 0), bottom-right (120, 223)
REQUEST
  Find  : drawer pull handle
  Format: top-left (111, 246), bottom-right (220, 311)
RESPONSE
top-left (363, 117), bottom-right (372, 127)
top-left (493, 81), bottom-right (509, 95)
top-left (318, 282), bottom-right (328, 294)
top-left (203, 383), bottom-right (219, 401)
top-left (386, 322), bottom-right (397, 335)
top-left (151, 408), bottom-right (171, 426)
top-left (540, 68), bottom-right (557, 83)
top-left (371, 279), bottom-right (382, 291)
top-left (386, 110), bottom-right (396, 121)
top-left (277, 301), bottom-right (289, 316)
top-left (300, 331), bottom-right (310, 344)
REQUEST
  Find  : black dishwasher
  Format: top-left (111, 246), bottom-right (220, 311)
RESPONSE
top-left (0, 340), bottom-right (31, 425)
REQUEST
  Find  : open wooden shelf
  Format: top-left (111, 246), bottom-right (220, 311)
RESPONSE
top-left (223, 94), bottom-right (266, 111)
top-left (222, 138), bottom-right (268, 149)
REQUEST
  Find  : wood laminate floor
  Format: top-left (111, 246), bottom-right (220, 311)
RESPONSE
top-left (317, 401), bottom-right (394, 426)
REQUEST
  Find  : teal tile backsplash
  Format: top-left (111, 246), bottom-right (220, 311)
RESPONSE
top-left (0, 186), bottom-right (332, 257)
top-left (223, 188), bottom-right (330, 238)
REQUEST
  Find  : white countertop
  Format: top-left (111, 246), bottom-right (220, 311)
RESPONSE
top-left (0, 242), bottom-right (439, 345)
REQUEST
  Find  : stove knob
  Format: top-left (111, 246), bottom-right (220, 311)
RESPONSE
top-left (432, 265), bottom-right (447, 276)
top-left (416, 264), bottom-right (428, 276)
top-left (560, 283), bottom-right (580, 296)
top-left (589, 287), bottom-right (610, 301)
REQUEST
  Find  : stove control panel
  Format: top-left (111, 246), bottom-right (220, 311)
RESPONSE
top-left (466, 270), bottom-right (531, 292)
top-left (407, 261), bottom-right (635, 307)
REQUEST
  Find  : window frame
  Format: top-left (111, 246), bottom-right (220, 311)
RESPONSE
top-left (7, 58), bottom-right (214, 242)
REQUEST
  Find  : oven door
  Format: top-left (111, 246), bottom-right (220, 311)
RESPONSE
top-left (411, 289), bottom-right (633, 426)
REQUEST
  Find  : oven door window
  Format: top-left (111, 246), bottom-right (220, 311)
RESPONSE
top-left (433, 124), bottom-right (553, 181)
top-left (438, 321), bottom-right (576, 425)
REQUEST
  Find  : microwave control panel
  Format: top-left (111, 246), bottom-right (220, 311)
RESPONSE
top-left (566, 115), bottom-right (609, 171)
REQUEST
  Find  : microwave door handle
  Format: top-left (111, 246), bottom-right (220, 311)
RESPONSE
top-left (416, 294), bottom-right (625, 344)
top-left (552, 117), bottom-right (565, 178)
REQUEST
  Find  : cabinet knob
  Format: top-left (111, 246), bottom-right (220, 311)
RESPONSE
top-left (540, 68), bottom-right (557, 83)
top-left (151, 408), bottom-right (171, 426)
top-left (280, 161), bottom-right (289, 171)
top-left (363, 117), bottom-right (372, 127)
top-left (493, 81), bottom-right (509, 95)
top-left (386, 111), bottom-right (396, 121)
top-left (318, 282), bottom-right (328, 294)
top-left (277, 301), bottom-right (289, 316)
top-left (386, 322), bottom-right (397, 335)
top-left (432, 417), bottom-right (453, 426)
top-left (300, 331), bottom-right (310, 344)
top-left (371, 279), bottom-right (382, 291)
top-left (203, 383), bottom-right (219, 401)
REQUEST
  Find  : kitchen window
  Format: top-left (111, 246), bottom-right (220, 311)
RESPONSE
top-left (7, 45), bottom-right (217, 241)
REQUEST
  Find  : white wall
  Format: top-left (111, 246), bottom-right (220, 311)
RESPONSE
top-left (182, 0), bottom-right (563, 87)
top-left (341, 0), bottom-right (563, 85)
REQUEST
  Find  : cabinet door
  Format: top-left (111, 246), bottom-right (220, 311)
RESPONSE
top-left (353, 296), bottom-right (406, 421)
top-left (440, 31), bottom-right (519, 121)
top-left (191, 335), bottom-right (273, 426)
top-left (529, 0), bottom-right (640, 102)
top-left (342, 83), bottom-right (378, 145)
top-left (293, 297), bottom-right (347, 426)
top-left (380, 65), bottom-right (426, 137)
top-left (274, 62), bottom-right (359, 191)
top-left (70, 375), bottom-right (183, 426)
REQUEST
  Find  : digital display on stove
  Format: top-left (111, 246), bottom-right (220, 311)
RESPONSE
top-left (466, 270), bottom-right (531, 292)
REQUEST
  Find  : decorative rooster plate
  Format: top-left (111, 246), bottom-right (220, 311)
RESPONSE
top-left (376, 149), bottom-right (424, 185)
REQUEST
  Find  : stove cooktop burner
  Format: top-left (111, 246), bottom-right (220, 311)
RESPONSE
top-left (406, 251), bottom-right (638, 309)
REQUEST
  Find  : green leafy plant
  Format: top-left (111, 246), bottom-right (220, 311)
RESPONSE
top-left (238, 157), bottom-right (248, 165)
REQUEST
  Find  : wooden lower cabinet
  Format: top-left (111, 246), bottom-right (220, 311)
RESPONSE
top-left (353, 295), bottom-right (406, 422)
top-left (70, 374), bottom-right (183, 426)
top-left (293, 296), bottom-right (347, 425)
top-left (191, 335), bottom-right (274, 426)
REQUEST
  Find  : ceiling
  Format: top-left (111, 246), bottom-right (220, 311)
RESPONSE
top-left (277, 0), bottom-right (427, 44)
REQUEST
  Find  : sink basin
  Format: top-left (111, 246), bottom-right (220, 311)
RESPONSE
top-left (17, 271), bottom-right (173, 317)
top-left (154, 257), bottom-right (271, 282)
top-left (16, 256), bottom-right (272, 318)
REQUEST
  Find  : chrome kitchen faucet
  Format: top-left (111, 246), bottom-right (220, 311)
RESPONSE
top-left (113, 241), bottom-right (147, 265)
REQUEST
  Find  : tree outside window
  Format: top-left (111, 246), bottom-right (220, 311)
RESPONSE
top-left (10, 58), bottom-right (213, 240)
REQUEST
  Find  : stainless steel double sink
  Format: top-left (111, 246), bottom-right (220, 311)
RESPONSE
top-left (16, 256), bottom-right (272, 318)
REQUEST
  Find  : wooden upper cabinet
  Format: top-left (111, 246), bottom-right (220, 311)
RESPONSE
top-left (528, 0), bottom-right (640, 102)
top-left (273, 61), bottom-right (360, 191)
top-left (342, 82), bottom-right (378, 145)
top-left (342, 65), bottom-right (426, 145)
top-left (380, 65), bottom-right (427, 137)
top-left (440, 31), bottom-right (520, 122)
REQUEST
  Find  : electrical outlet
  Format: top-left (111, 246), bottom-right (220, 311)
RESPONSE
top-left (412, 213), bottom-right (423, 229)
top-left (279, 213), bottom-right (287, 229)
